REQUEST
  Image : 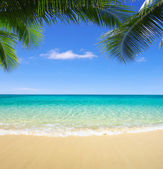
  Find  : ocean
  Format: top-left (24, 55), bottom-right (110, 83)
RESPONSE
top-left (0, 95), bottom-right (163, 136)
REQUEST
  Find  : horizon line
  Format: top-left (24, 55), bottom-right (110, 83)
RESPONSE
top-left (0, 94), bottom-right (163, 96)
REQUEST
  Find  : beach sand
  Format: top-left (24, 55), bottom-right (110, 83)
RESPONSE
top-left (0, 131), bottom-right (163, 169)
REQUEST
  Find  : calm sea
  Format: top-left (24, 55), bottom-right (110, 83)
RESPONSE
top-left (0, 95), bottom-right (163, 136)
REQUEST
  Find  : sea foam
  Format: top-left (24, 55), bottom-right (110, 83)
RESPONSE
top-left (0, 125), bottom-right (163, 137)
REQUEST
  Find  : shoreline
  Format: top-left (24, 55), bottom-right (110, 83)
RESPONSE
top-left (0, 130), bottom-right (163, 169)
top-left (0, 125), bottom-right (163, 137)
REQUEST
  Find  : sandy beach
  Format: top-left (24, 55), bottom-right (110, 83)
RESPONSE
top-left (0, 131), bottom-right (163, 169)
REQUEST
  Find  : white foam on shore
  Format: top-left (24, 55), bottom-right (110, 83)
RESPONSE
top-left (0, 125), bottom-right (163, 137)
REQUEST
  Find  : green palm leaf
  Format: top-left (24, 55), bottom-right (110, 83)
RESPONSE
top-left (100, 0), bottom-right (163, 62)
top-left (0, 22), bottom-right (43, 48)
top-left (15, 24), bottom-right (43, 47)
top-left (0, 23), bottom-right (42, 70)
top-left (0, 31), bottom-right (17, 71)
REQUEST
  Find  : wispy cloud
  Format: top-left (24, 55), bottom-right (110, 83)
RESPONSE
top-left (14, 88), bottom-right (39, 92)
top-left (136, 57), bottom-right (146, 63)
top-left (40, 49), bottom-right (96, 60)
top-left (18, 56), bottom-right (37, 64)
top-left (18, 58), bottom-right (29, 64)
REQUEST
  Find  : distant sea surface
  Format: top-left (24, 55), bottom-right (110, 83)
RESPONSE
top-left (0, 95), bottom-right (163, 137)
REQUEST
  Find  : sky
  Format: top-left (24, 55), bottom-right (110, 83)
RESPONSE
top-left (0, 1), bottom-right (163, 94)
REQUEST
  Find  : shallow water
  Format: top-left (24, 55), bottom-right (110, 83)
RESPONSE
top-left (0, 95), bottom-right (163, 136)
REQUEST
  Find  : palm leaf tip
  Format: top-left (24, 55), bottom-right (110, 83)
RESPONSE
top-left (159, 37), bottom-right (163, 48)
top-left (23, 24), bottom-right (43, 47)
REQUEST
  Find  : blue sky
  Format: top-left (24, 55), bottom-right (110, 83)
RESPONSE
top-left (0, 1), bottom-right (163, 94)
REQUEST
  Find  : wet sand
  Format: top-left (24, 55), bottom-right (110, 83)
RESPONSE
top-left (0, 131), bottom-right (163, 169)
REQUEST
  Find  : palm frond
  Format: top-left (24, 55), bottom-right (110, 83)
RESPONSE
top-left (0, 15), bottom-right (42, 47)
top-left (0, 31), bottom-right (18, 71)
top-left (72, 4), bottom-right (132, 27)
top-left (0, 0), bottom-right (131, 27)
top-left (100, 0), bottom-right (163, 62)
top-left (15, 24), bottom-right (43, 47)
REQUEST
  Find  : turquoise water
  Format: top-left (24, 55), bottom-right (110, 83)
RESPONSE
top-left (0, 95), bottom-right (163, 136)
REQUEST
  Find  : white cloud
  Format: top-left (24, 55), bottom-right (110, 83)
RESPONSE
top-left (40, 49), bottom-right (96, 60)
top-left (136, 57), bottom-right (146, 63)
top-left (14, 88), bottom-right (39, 92)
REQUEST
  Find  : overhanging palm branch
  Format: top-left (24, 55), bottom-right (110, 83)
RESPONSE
top-left (0, 0), bottom-right (130, 27)
top-left (0, 0), bottom-right (131, 27)
top-left (0, 19), bottom-right (43, 47)
top-left (100, 0), bottom-right (163, 62)
top-left (0, 23), bottom-right (42, 70)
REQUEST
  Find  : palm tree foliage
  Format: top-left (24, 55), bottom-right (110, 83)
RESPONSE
top-left (100, 0), bottom-right (163, 62)
top-left (0, 0), bottom-right (131, 71)
top-left (0, 0), bottom-right (129, 26)
top-left (0, 31), bottom-right (17, 70)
